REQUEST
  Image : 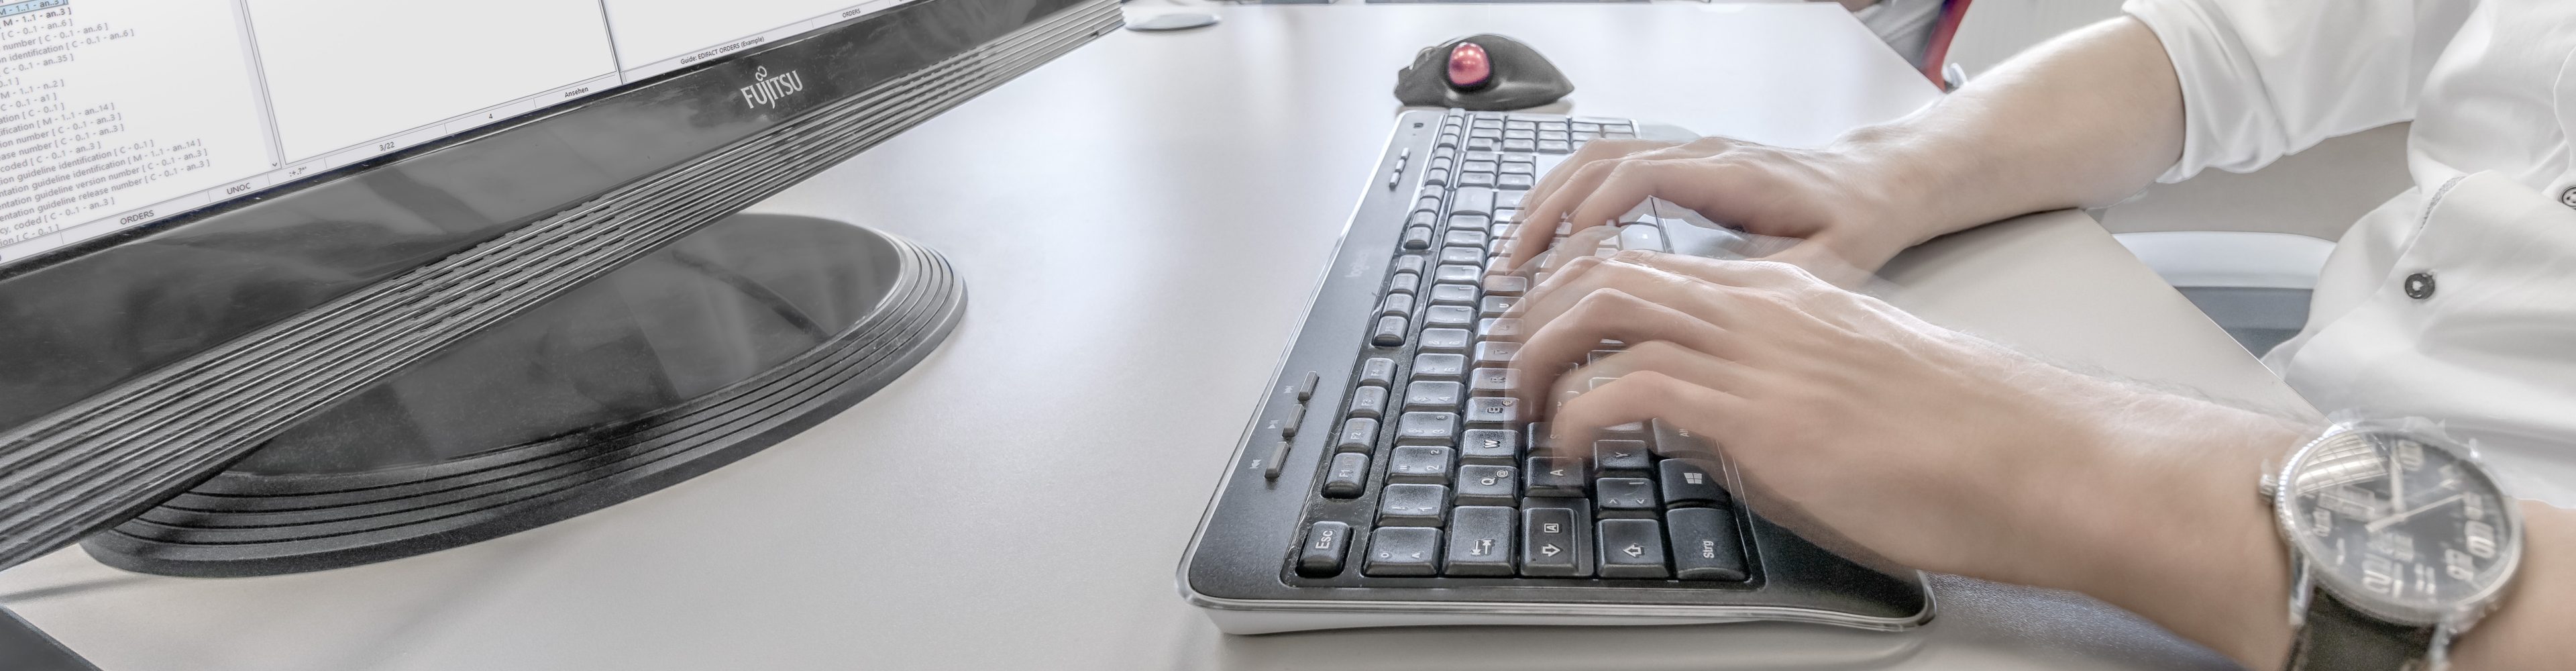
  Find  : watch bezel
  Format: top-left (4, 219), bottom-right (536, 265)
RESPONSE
top-left (2273, 419), bottom-right (2524, 628)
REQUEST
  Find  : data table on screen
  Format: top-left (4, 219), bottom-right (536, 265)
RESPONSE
top-left (0, 0), bottom-right (928, 267)
top-left (0, 0), bottom-right (272, 260)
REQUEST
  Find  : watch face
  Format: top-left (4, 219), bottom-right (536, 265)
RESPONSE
top-left (2282, 429), bottom-right (2518, 621)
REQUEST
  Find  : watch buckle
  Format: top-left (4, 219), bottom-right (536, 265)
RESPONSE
top-left (2286, 562), bottom-right (2312, 629)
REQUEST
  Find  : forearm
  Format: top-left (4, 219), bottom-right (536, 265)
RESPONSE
top-left (2014, 392), bottom-right (2576, 669)
top-left (1839, 17), bottom-right (2184, 244)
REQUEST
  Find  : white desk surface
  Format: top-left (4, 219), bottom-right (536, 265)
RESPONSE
top-left (1, 5), bottom-right (2308, 670)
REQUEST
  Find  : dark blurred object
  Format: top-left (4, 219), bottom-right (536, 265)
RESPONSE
top-left (1394, 34), bottom-right (1572, 110)
top-left (81, 214), bottom-right (966, 577)
top-left (0, 608), bottom-right (96, 671)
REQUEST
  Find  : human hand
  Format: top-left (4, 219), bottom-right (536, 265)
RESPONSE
top-left (1501, 251), bottom-right (2298, 582)
top-left (1503, 136), bottom-right (1935, 281)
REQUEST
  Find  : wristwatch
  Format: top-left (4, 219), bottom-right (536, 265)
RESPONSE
top-left (2264, 419), bottom-right (2524, 671)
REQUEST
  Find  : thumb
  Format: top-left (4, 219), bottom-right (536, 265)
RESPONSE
top-left (1755, 236), bottom-right (1880, 289)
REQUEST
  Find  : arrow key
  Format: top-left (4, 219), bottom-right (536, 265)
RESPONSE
top-left (1598, 518), bottom-right (1669, 578)
top-left (1519, 505), bottom-right (1592, 577)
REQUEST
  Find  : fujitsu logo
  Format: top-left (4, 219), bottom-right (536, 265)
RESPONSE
top-left (740, 65), bottom-right (806, 109)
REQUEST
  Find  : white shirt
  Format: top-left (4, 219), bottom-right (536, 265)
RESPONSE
top-left (2125, 0), bottom-right (2576, 502)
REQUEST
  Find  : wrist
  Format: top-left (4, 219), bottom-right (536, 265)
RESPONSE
top-left (1998, 388), bottom-right (2309, 668)
top-left (1824, 121), bottom-right (1988, 248)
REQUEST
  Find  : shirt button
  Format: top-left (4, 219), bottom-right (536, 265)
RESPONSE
top-left (2404, 272), bottom-right (2436, 300)
top-left (2561, 186), bottom-right (2576, 209)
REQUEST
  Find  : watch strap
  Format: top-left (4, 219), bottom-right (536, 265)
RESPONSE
top-left (2284, 590), bottom-right (2436, 671)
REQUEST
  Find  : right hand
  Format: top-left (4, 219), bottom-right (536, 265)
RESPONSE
top-left (1503, 136), bottom-right (1935, 280)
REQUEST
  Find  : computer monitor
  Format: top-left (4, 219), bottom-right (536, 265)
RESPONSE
top-left (0, 0), bottom-right (1120, 574)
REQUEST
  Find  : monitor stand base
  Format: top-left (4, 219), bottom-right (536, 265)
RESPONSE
top-left (83, 213), bottom-right (966, 577)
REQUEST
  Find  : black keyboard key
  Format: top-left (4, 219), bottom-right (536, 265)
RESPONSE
top-left (1472, 340), bottom-right (1518, 367)
top-left (1371, 316), bottom-right (1408, 347)
top-left (1526, 421), bottom-right (1560, 454)
top-left (1464, 397), bottom-right (1517, 426)
top-left (1448, 215), bottom-right (1491, 231)
top-left (1496, 189), bottom-right (1525, 209)
top-left (1468, 367), bottom-right (1514, 397)
top-left (1650, 418), bottom-right (1717, 459)
top-left (1322, 453), bottom-right (1369, 498)
top-left (1499, 174), bottom-right (1534, 189)
top-left (1434, 264), bottom-right (1481, 284)
top-left (1439, 245), bottom-right (1485, 264)
top-left (1598, 519), bottom-right (1669, 578)
top-left (1387, 446), bottom-right (1454, 484)
top-left (1452, 187), bottom-right (1495, 216)
top-left (1419, 328), bottom-right (1471, 353)
top-left (1295, 371), bottom-right (1320, 400)
top-left (1378, 293), bottom-right (1413, 317)
top-left (1404, 380), bottom-right (1464, 412)
top-left (1595, 478), bottom-right (1658, 517)
top-left (1360, 357), bottom-right (1396, 386)
top-left (1484, 274), bottom-right (1529, 295)
top-left (1428, 282), bottom-right (1479, 305)
top-left (1402, 350), bottom-right (1459, 378)
top-left (1394, 254), bottom-right (1427, 276)
top-left (1425, 304), bottom-right (1476, 328)
top-left (1403, 226), bottom-right (1434, 250)
top-left (1346, 384), bottom-right (1387, 419)
top-left (1444, 229), bottom-right (1488, 248)
top-left (1477, 317), bottom-right (1521, 340)
top-left (1377, 483), bottom-right (1450, 527)
top-left (1659, 458), bottom-right (1729, 508)
top-left (1459, 427), bottom-right (1519, 466)
top-left (1395, 411), bottom-right (1458, 445)
top-left (1336, 417), bottom-right (1378, 453)
top-left (1387, 271), bottom-right (1419, 295)
top-left (1519, 506), bottom-right (1593, 577)
top-left (1593, 439), bottom-right (1653, 474)
top-left (1444, 506), bottom-right (1517, 576)
top-left (1666, 507), bottom-right (1750, 581)
top-left (1455, 465), bottom-right (1517, 506)
top-left (1299, 521), bottom-right (1353, 576)
top-left (1525, 456), bottom-right (1588, 497)
top-left (1364, 527), bottom-right (1442, 576)
top-left (1279, 404), bottom-right (1305, 437)
top-left (1480, 295), bottom-right (1517, 317)
top-left (1409, 210), bottom-right (1436, 229)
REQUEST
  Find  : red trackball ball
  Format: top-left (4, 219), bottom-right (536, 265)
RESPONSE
top-left (1447, 42), bottom-right (1491, 89)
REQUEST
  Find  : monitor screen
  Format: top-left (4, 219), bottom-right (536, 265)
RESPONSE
top-left (0, 0), bottom-right (919, 268)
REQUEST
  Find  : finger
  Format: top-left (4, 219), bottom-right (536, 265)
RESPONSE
top-left (1560, 160), bottom-right (1692, 242)
top-left (1606, 250), bottom-right (1821, 291)
top-left (1547, 370), bottom-right (1748, 460)
top-left (1507, 288), bottom-right (1741, 412)
top-left (1518, 222), bottom-right (1624, 280)
top-left (1505, 159), bottom-right (1622, 270)
top-left (1752, 238), bottom-right (1879, 289)
top-left (1514, 256), bottom-right (1723, 334)
top-left (1524, 139), bottom-right (1677, 214)
top-left (1540, 341), bottom-right (1756, 461)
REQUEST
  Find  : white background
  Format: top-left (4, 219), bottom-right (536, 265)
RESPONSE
top-left (245, 0), bottom-right (619, 161)
top-left (599, 0), bottom-right (852, 68)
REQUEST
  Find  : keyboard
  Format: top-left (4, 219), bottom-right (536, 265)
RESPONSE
top-left (1178, 109), bottom-right (1933, 634)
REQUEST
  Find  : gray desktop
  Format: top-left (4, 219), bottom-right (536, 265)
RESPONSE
top-left (0, 3), bottom-right (2298, 670)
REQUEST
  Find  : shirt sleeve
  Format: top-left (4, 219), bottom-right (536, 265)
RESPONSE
top-left (2122, 0), bottom-right (2476, 182)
